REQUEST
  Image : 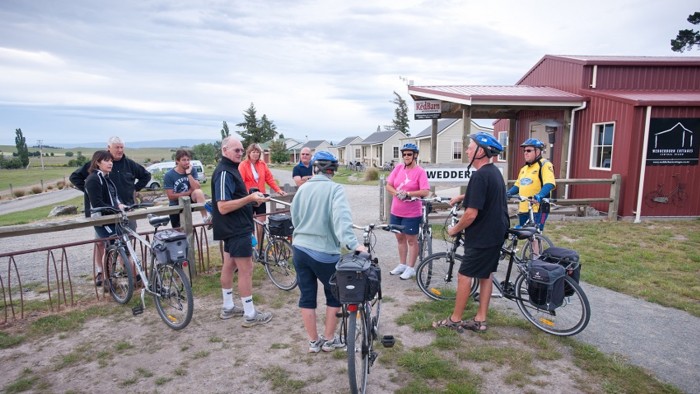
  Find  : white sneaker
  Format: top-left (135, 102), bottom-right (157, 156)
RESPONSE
top-left (321, 335), bottom-right (345, 352)
top-left (399, 266), bottom-right (416, 280)
top-left (390, 264), bottom-right (407, 275)
top-left (309, 335), bottom-right (326, 353)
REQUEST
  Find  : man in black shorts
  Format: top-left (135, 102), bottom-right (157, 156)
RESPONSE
top-left (432, 132), bottom-right (508, 333)
top-left (211, 136), bottom-right (272, 327)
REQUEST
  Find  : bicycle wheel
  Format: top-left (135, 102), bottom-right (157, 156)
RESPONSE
top-left (671, 190), bottom-right (687, 207)
top-left (104, 246), bottom-right (133, 304)
top-left (520, 233), bottom-right (554, 261)
top-left (264, 237), bottom-right (297, 290)
top-left (416, 253), bottom-right (477, 301)
top-left (347, 306), bottom-right (369, 394)
top-left (514, 274), bottom-right (591, 336)
top-left (152, 261), bottom-right (193, 330)
top-left (644, 190), bottom-right (662, 208)
top-left (418, 226), bottom-right (433, 264)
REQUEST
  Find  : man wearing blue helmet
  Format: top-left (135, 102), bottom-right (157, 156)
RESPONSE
top-left (507, 138), bottom-right (556, 230)
top-left (291, 151), bottom-right (367, 353)
top-left (435, 132), bottom-right (508, 333)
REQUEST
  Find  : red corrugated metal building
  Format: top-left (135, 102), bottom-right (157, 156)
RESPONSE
top-left (408, 55), bottom-right (700, 219)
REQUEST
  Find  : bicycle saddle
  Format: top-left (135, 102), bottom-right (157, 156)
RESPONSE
top-left (506, 227), bottom-right (537, 240)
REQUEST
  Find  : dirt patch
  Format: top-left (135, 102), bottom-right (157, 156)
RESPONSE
top-left (1, 266), bottom-right (599, 394)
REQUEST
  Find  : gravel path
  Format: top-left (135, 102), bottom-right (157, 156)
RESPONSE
top-left (2, 167), bottom-right (699, 393)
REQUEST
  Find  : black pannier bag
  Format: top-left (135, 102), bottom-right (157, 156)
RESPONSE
top-left (330, 253), bottom-right (380, 304)
top-left (269, 214), bottom-right (294, 237)
top-left (540, 247), bottom-right (580, 296)
top-left (528, 260), bottom-right (566, 311)
top-left (152, 229), bottom-right (188, 264)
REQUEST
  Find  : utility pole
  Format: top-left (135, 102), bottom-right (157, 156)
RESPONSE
top-left (37, 139), bottom-right (45, 170)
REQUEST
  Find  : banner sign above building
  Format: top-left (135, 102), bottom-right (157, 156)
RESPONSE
top-left (414, 100), bottom-right (441, 120)
top-left (646, 118), bottom-right (699, 166)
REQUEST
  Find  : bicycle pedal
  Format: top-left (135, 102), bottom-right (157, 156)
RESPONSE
top-left (381, 335), bottom-right (395, 348)
top-left (131, 305), bottom-right (144, 316)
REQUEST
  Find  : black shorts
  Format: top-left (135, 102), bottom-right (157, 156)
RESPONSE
top-left (458, 245), bottom-right (501, 279)
top-left (224, 235), bottom-right (253, 258)
top-left (253, 202), bottom-right (267, 216)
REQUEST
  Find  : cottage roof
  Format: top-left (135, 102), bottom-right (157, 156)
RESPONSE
top-left (336, 136), bottom-right (362, 147)
top-left (302, 140), bottom-right (328, 149)
top-left (360, 130), bottom-right (401, 145)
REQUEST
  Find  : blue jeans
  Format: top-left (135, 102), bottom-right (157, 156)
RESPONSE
top-left (293, 246), bottom-right (340, 309)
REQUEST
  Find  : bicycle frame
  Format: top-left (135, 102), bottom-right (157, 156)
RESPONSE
top-left (94, 204), bottom-right (194, 330)
top-left (341, 223), bottom-right (400, 393)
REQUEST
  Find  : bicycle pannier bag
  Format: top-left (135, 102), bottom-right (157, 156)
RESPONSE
top-left (330, 253), bottom-right (379, 304)
top-left (153, 229), bottom-right (188, 264)
top-left (528, 260), bottom-right (566, 311)
top-left (269, 214), bottom-right (294, 237)
top-left (540, 247), bottom-right (580, 296)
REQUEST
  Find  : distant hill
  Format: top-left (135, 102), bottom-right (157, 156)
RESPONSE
top-left (59, 139), bottom-right (219, 149)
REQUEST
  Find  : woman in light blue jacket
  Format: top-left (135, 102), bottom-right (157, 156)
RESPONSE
top-left (291, 151), bottom-right (366, 354)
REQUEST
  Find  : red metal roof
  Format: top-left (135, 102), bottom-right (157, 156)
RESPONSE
top-left (408, 85), bottom-right (584, 106)
top-left (547, 55), bottom-right (700, 66)
top-left (582, 89), bottom-right (700, 106)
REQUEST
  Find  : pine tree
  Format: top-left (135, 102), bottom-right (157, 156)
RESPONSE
top-left (14, 128), bottom-right (29, 168)
top-left (392, 92), bottom-right (410, 136)
top-left (671, 11), bottom-right (700, 52)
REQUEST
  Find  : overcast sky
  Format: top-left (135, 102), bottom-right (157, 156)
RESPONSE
top-left (1, 0), bottom-right (698, 147)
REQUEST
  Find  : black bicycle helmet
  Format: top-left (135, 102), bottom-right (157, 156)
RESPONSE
top-left (469, 132), bottom-right (503, 158)
top-left (311, 150), bottom-right (339, 173)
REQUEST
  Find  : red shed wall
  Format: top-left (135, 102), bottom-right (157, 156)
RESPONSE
top-left (518, 58), bottom-right (586, 92)
top-left (639, 107), bottom-right (700, 217)
top-left (594, 66), bottom-right (700, 90)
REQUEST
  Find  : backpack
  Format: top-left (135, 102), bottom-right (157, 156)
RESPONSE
top-left (528, 260), bottom-right (566, 311)
top-left (268, 214), bottom-right (294, 237)
top-left (329, 253), bottom-right (381, 304)
top-left (540, 247), bottom-right (581, 296)
top-left (152, 229), bottom-right (189, 264)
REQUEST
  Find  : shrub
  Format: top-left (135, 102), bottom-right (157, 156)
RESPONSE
top-left (65, 151), bottom-right (74, 157)
top-left (364, 167), bottom-right (379, 181)
top-left (14, 189), bottom-right (26, 198)
top-left (57, 181), bottom-right (65, 189)
top-left (31, 186), bottom-right (44, 194)
top-left (47, 185), bottom-right (54, 190)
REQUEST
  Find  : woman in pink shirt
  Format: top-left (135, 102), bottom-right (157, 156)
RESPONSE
top-left (385, 143), bottom-right (430, 280)
top-left (239, 143), bottom-right (288, 244)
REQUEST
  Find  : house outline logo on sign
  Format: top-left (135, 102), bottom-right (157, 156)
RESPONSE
top-left (646, 119), bottom-right (699, 166)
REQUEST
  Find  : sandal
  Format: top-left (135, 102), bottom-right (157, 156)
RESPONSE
top-left (432, 317), bottom-right (464, 333)
top-left (462, 318), bottom-right (488, 333)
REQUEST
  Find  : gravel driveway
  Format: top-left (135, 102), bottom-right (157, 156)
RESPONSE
top-left (2, 167), bottom-right (699, 393)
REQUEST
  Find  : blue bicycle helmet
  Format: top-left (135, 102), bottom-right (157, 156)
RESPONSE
top-left (311, 151), bottom-right (339, 173)
top-left (400, 143), bottom-right (419, 154)
top-left (469, 132), bottom-right (503, 158)
top-left (520, 138), bottom-right (545, 150)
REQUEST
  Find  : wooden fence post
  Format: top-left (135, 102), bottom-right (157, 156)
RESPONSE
top-left (178, 196), bottom-right (196, 279)
top-left (608, 174), bottom-right (622, 220)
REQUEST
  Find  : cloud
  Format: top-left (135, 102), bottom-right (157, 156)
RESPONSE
top-left (0, 0), bottom-right (697, 146)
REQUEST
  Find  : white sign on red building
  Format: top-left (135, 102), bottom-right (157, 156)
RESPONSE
top-left (414, 100), bottom-right (441, 120)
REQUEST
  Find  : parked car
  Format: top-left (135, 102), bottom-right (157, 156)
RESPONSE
top-left (145, 160), bottom-right (206, 190)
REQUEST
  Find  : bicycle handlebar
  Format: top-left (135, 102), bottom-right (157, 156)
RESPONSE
top-left (508, 195), bottom-right (558, 204)
top-left (352, 223), bottom-right (405, 234)
top-left (91, 203), bottom-right (154, 216)
top-left (406, 196), bottom-right (452, 203)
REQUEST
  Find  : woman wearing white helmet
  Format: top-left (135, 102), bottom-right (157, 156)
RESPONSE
top-left (385, 143), bottom-right (431, 280)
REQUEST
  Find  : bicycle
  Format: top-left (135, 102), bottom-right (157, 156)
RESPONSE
top-left (417, 216), bottom-right (590, 336)
top-left (93, 204), bottom-right (194, 330)
top-left (645, 174), bottom-right (688, 208)
top-left (407, 196), bottom-right (452, 264)
top-left (252, 208), bottom-right (297, 291)
top-left (337, 223), bottom-right (402, 394)
top-left (508, 195), bottom-right (555, 260)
